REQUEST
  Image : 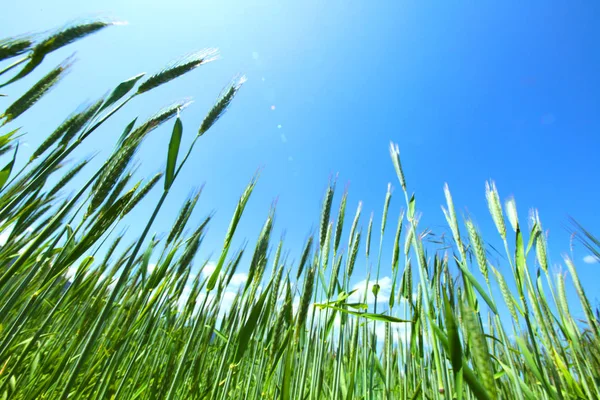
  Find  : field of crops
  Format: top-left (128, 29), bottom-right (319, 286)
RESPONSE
top-left (1, 19), bottom-right (599, 400)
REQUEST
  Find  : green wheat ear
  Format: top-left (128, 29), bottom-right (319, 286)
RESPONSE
top-left (328, 252), bottom-right (344, 298)
top-left (333, 189), bottom-right (347, 255)
top-left (491, 264), bottom-right (519, 322)
top-left (348, 200), bottom-right (362, 254)
top-left (319, 181), bottom-right (335, 249)
top-left (46, 159), bottom-right (89, 198)
top-left (365, 210), bottom-right (373, 258)
top-left (461, 301), bottom-right (497, 399)
top-left (121, 172), bottom-right (163, 216)
top-left (245, 210), bottom-right (274, 294)
top-left (30, 101), bottom-right (97, 162)
top-left (87, 142), bottom-right (138, 216)
top-left (137, 49), bottom-right (219, 94)
top-left (389, 142), bottom-right (407, 191)
top-left (35, 19), bottom-right (120, 55)
top-left (485, 180), bottom-right (506, 240)
top-left (0, 35), bottom-right (33, 62)
top-left (296, 236), bottom-right (313, 280)
top-left (295, 265), bottom-right (316, 344)
top-left (347, 229), bottom-right (361, 278)
top-left (166, 190), bottom-right (202, 245)
top-left (1, 19), bottom-right (119, 87)
top-left (1, 58), bottom-right (72, 124)
top-left (465, 219), bottom-right (489, 284)
top-left (124, 99), bottom-right (192, 146)
top-left (391, 209), bottom-right (404, 272)
top-left (59, 99), bottom-right (104, 145)
top-left (321, 221), bottom-right (332, 271)
top-left (198, 75), bottom-right (246, 136)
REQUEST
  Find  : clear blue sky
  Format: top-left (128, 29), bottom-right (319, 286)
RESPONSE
top-left (2, 1), bottom-right (599, 310)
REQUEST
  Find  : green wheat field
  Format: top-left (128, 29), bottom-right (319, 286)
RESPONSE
top-left (0, 18), bottom-right (599, 400)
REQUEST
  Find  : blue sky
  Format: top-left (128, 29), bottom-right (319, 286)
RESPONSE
top-left (2, 1), bottom-right (600, 312)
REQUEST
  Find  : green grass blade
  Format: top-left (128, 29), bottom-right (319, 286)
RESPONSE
top-left (165, 117), bottom-right (182, 190)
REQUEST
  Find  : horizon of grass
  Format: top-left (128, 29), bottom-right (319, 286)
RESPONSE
top-left (0, 17), bottom-right (599, 400)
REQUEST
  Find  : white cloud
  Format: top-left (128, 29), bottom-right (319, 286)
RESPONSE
top-left (0, 232), bottom-right (9, 247)
top-left (583, 255), bottom-right (599, 264)
top-left (200, 261), bottom-right (247, 288)
top-left (219, 291), bottom-right (238, 318)
top-left (222, 290), bottom-right (237, 303)
top-left (0, 225), bottom-right (34, 248)
top-left (323, 314), bottom-right (411, 349)
top-left (147, 263), bottom-right (156, 274)
top-left (292, 295), bottom-right (300, 315)
top-left (229, 272), bottom-right (248, 288)
top-left (288, 287), bottom-right (415, 350)
top-left (175, 269), bottom-right (247, 315)
top-left (177, 283), bottom-right (193, 310)
top-left (0, 225), bottom-right (15, 246)
top-left (106, 276), bottom-right (117, 292)
top-left (349, 276), bottom-right (393, 305)
top-left (66, 265), bottom-right (78, 281)
top-left (193, 266), bottom-right (239, 313)
top-left (177, 288), bottom-right (241, 320)
top-left (98, 274), bottom-right (118, 292)
top-left (195, 292), bottom-right (216, 308)
top-left (199, 261), bottom-right (247, 290)
top-left (201, 261), bottom-right (217, 277)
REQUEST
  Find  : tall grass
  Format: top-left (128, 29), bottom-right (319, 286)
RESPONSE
top-left (1, 18), bottom-right (599, 400)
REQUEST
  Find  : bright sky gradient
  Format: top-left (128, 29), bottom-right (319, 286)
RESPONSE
top-left (2, 2), bottom-right (599, 312)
